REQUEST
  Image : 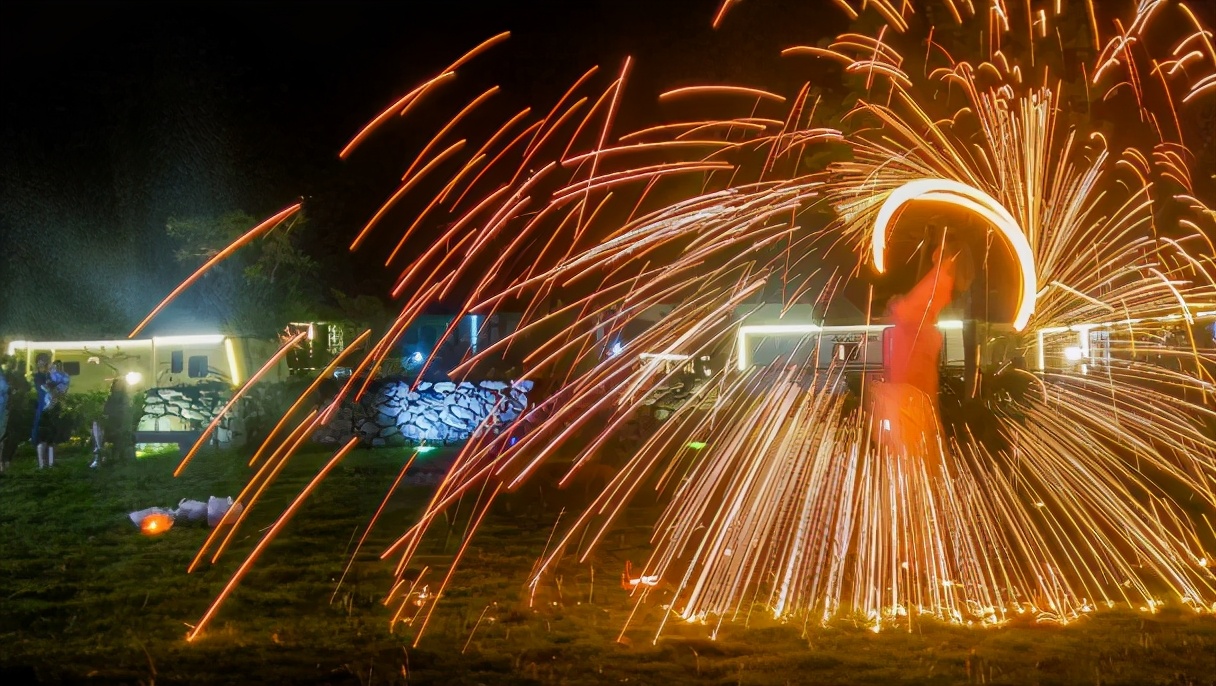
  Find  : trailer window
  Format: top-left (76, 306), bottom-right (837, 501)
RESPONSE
top-left (62, 361), bottom-right (81, 376)
top-left (188, 355), bottom-right (208, 378)
top-left (171, 350), bottom-right (184, 374)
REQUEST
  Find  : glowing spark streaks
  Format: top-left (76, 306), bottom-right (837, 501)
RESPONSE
top-left (130, 204), bottom-right (301, 338)
top-left (186, 437), bottom-right (359, 642)
top-left (174, 330), bottom-right (308, 477)
top-left (175, 0), bottom-right (1216, 643)
top-left (659, 85), bottom-right (788, 103)
top-left (869, 179), bottom-right (1038, 330)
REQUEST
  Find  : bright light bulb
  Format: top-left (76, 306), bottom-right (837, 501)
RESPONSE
top-left (125, 371), bottom-right (143, 386)
top-left (411, 351), bottom-right (424, 363)
top-left (1063, 346), bottom-right (1084, 362)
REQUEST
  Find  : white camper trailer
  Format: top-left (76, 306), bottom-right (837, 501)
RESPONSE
top-left (735, 321), bottom-right (970, 371)
top-left (5, 334), bottom-right (288, 394)
top-left (730, 302), bottom-right (971, 372)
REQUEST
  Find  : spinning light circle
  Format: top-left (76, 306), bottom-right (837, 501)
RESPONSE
top-left (870, 179), bottom-right (1038, 330)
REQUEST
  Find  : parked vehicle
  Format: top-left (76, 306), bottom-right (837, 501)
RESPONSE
top-left (5, 334), bottom-right (287, 394)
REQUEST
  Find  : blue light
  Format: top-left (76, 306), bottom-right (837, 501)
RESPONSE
top-left (411, 351), bottom-right (424, 363)
top-left (470, 314), bottom-right (479, 353)
top-left (610, 341), bottom-right (623, 356)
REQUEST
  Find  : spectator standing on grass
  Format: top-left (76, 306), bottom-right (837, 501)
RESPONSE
top-left (30, 354), bottom-right (50, 466)
top-left (0, 360), bottom-right (9, 473)
top-left (91, 376), bottom-right (133, 467)
top-left (32, 355), bottom-right (70, 468)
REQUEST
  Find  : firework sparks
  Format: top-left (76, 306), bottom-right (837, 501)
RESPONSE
top-left (130, 204), bottom-right (302, 338)
top-left (181, 0), bottom-right (1216, 640)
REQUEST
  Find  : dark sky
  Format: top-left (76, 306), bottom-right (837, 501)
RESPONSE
top-left (1, 1), bottom-right (1212, 337)
top-left (0, 0), bottom-right (845, 336)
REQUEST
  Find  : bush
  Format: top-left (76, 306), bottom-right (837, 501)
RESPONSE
top-left (0, 360), bottom-right (143, 454)
top-left (2, 357), bottom-right (32, 461)
top-left (31, 389), bottom-right (141, 448)
top-left (55, 390), bottom-right (108, 445)
top-left (236, 377), bottom-right (317, 446)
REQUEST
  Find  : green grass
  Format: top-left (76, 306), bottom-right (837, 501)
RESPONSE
top-left (2, 444), bottom-right (1215, 685)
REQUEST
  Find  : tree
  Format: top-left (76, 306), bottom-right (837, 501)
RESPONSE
top-left (321, 289), bottom-right (396, 337)
top-left (165, 210), bottom-right (318, 336)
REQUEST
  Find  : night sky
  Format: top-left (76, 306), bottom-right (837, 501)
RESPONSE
top-left (1, 1), bottom-right (1212, 337)
top-left (1, 1), bottom-right (846, 337)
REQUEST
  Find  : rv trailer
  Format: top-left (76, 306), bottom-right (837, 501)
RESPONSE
top-left (5, 334), bottom-right (288, 394)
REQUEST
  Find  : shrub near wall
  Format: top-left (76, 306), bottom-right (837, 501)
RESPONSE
top-left (234, 376), bottom-right (316, 446)
top-left (56, 390), bottom-right (108, 444)
top-left (1, 388), bottom-right (142, 452)
top-left (2, 364), bottom-right (32, 462)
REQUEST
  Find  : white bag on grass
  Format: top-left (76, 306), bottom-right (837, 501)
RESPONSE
top-left (128, 507), bottom-right (175, 528)
top-left (206, 496), bottom-right (243, 528)
top-left (175, 499), bottom-right (208, 523)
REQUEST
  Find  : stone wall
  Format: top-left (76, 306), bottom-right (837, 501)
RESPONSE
top-left (133, 375), bottom-right (710, 449)
top-left (313, 379), bottom-right (532, 447)
top-left (138, 385), bottom-right (237, 444)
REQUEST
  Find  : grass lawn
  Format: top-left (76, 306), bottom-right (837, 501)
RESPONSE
top-left (2, 443), bottom-right (1215, 685)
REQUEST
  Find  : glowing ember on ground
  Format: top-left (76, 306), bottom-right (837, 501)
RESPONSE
top-left (140, 513), bottom-right (174, 536)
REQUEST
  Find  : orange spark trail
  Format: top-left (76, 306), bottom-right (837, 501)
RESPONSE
top-left (339, 71), bottom-right (455, 160)
top-left (659, 85), bottom-right (788, 103)
top-left (187, 409), bottom-right (321, 573)
top-left (398, 86), bottom-right (500, 185)
top-left (331, 451), bottom-right (418, 602)
top-left (206, 411), bottom-right (324, 566)
top-left (247, 329), bottom-right (372, 467)
top-left (129, 204), bottom-right (300, 338)
top-left (350, 138), bottom-right (468, 251)
top-left (186, 437), bottom-right (358, 642)
top-left (174, 330), bottom-right (308, 477)
top-left (712, 0), bottom-right (739, 29)
top-left (339, 31), bottom-right (511, 158)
